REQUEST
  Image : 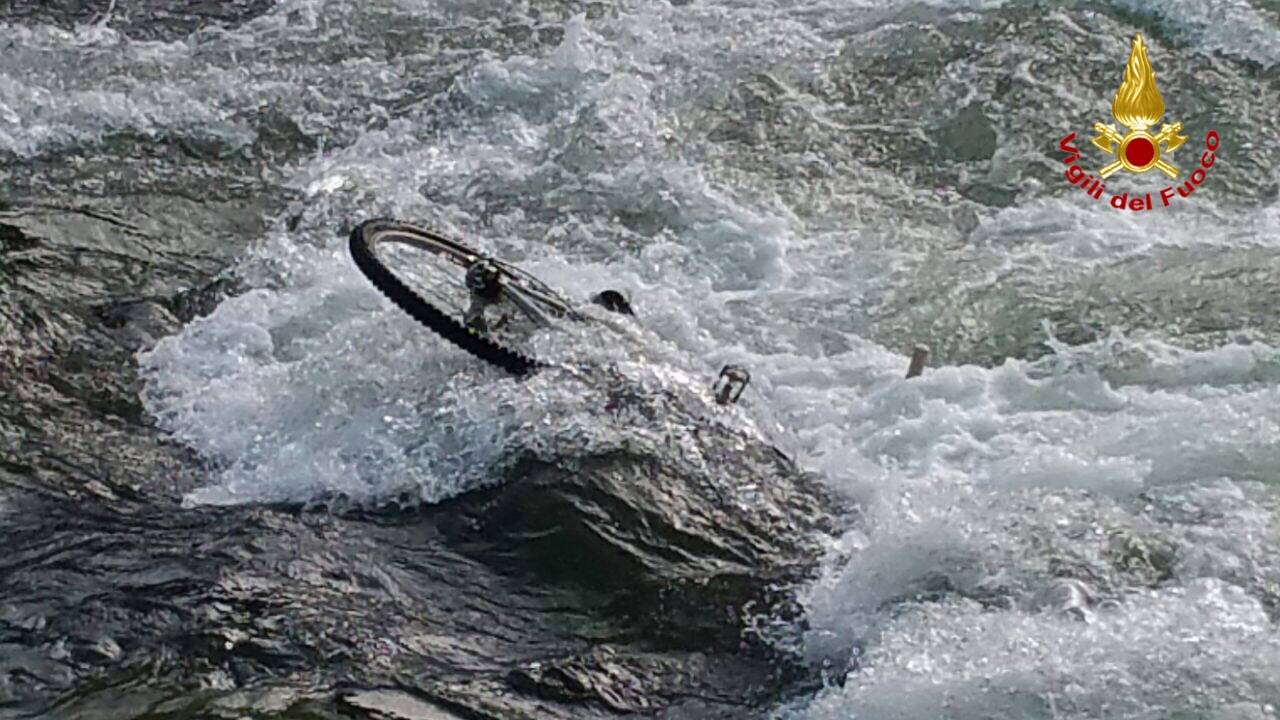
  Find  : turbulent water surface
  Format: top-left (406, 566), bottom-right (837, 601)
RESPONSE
top-left (3, 0), bottom-right (1280, 718)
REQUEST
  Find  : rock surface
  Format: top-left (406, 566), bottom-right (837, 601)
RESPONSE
top-left (0, 207), bottom-right (836, 719)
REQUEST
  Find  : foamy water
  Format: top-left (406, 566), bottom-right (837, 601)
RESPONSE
top-left (7, 0), bottom-right (1275, 715)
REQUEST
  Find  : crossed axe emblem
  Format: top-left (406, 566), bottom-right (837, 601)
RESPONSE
top-left (1091, 121), bottom-right (1188, 179)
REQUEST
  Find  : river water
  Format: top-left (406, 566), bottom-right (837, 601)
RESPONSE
top-left (3, 1), bottom-right (1280, 718)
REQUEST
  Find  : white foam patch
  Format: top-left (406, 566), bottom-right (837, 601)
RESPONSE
top-left (784, 579), bottom-right (1280, 720)
top-left (777, 337), bottom-right (1280, 716)
top-left (0, 24), bottom-right (249, 156)
top-left (139, 237), bottom-right (520, 506)
top-left (0, 1), bottom-right (499, 157)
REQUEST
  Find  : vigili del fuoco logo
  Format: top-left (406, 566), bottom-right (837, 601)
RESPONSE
top-left (1058, 34), bottom-right (1221, 212)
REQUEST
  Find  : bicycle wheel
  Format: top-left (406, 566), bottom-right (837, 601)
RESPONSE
top-left (349, 218), bottom-right (578, 375)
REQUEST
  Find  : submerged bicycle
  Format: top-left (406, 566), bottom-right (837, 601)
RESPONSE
top-left (348, 218), bottom-right (750, 402)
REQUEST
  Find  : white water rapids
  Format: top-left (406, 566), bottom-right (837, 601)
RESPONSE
top-left (7, 0), bottom-right (1280, 717)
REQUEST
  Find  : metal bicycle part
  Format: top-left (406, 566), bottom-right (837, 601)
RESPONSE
top-left (713, 365), bottom-right (751, 405)
top-left (349, 219), bottom-right (579, 375)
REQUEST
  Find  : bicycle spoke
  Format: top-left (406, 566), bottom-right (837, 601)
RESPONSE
top-left (350, 219), bottom-right (581, 374)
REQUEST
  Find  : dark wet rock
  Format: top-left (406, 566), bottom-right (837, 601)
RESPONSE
top-left (0, 201), bottom-right (249, 304)
top-left (0, 199), bottom-right (836, 720)
top-left (339, 689), bottom-right (471, 720)
top-left (1, 491), bottom-right (822, 718)
top-left (957, 179), bottom-right (1020, 208)
top-left (497, 645), bottom-right (809, 718)
top-left (251, 108), bottom-right (319, 161)
top-left (508, 647), bottom-right (652, 713)
top-left (0, 199), bottom-right (267, 501)
top-left (97, 300), bottom-right (180, 352)
top-left (444, 441), bottom-right (838, 653)
top-left (413, 645), bottom-right (799, 720)
top-left (164, 276), bottom-right (245, 324)
top-left (933, 102), bottom-right (998, 163)
top-left (0, 221), bottom-right (40, 253)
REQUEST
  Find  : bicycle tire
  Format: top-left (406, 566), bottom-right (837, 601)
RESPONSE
top-left (349, 218), bottom-right (542, 376)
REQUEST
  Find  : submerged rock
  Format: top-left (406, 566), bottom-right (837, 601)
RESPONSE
top-left (507, 647), bottom-right (652, 713)
top-left (0, 199), bottom-right (840, 720)
top-left (443, 425), bottom-right (840, 653)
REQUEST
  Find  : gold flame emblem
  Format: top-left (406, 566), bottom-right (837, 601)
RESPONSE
top-left (1091, 34), bottom-right (1188, 179)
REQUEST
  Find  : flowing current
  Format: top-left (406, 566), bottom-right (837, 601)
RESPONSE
top-left (5, 0), bottom-right (1280, 718)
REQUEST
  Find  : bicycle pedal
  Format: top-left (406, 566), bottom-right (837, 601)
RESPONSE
top-left (713, 364), bottom-right (750, 405)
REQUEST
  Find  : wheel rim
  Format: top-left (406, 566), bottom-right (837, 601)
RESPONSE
top-left (361, 222), bottom-right (578, 361)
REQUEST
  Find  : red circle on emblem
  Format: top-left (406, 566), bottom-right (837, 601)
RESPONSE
top-left (1124, 137), bottom-right (1156, 168)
